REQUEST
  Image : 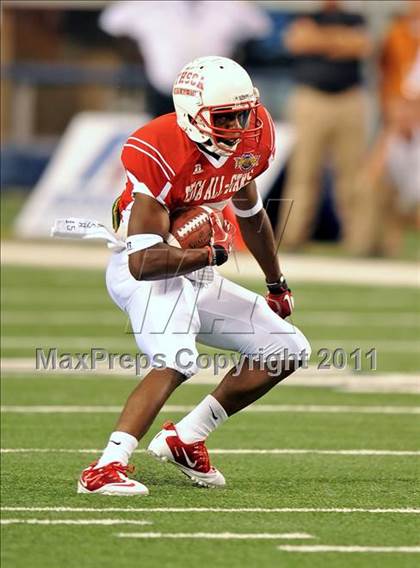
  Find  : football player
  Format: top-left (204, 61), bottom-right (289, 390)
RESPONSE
top-left (78, 56), bottom-right (311, 495)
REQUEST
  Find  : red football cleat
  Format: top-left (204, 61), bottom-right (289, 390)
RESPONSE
top-left (77, 461), bottom-right (149, 496)
top-left (147, 421), bottom-right (225, 487)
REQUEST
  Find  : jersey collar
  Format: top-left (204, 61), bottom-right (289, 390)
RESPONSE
top-left (196, 143), bottom-right (229, 169)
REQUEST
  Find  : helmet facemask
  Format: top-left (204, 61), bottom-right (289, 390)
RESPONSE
top-left (191, 101), bottom-right (263, 157)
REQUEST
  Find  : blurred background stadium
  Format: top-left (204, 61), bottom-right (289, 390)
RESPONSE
top-left (1, 0), bottom-right (419, 254)
top-left (1, 1), bottom-right (419, 567)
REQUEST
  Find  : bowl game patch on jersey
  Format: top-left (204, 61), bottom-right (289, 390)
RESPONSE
top-left (234, 153), bottom-right (261, 172)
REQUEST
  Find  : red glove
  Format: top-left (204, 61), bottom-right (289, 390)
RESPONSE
top-left (209, 212), bottom-right (235, 252)
top-left (266, 276), bottom-right (294, 318)
top-left (206, 212), bottom-right (236, 266)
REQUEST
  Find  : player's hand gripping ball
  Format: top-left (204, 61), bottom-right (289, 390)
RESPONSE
top-left (266, 276), bottom-right (294, 318)
top-left (168, 206), bottom-right (235, 266)
top-left (169, 206), bottom-right (222, 248)
top-left (208, 211), bottom-right (235, 253)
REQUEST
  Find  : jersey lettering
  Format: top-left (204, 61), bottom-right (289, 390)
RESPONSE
top-left (117, 107), bottom-right (274, 215)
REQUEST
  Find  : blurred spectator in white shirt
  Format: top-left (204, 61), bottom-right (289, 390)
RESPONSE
top-left (99, 0), bottom-right (272, 116)
top-left (387, 56), bottom-right (420, 216)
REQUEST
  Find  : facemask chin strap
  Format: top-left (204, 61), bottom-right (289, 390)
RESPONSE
top-left (192, 114), bottom-right (251, 157)
top-left (198, 139), bottom-right (222, 159)
top-left (207, 136), bottom-right (241, 157)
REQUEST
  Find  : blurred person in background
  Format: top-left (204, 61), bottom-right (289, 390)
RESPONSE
top-left (277, 0), bottom-right (372, 253)
top-left (99, 0), bottom-right (272, 117)
top-left (361, 2), bottom-right (420, 256)
top-left (380, 1), bottom-right (420, 119)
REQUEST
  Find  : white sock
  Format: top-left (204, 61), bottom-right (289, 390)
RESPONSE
top-left (175, 395), bottom-right (228, 443)
top-left (95, 431), bottom-right (138, 468)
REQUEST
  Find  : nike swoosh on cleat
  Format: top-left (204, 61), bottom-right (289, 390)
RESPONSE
top-left (181, 448), bottom-right (197, 468)
top-left (209, 406), bottom-right (218, 421)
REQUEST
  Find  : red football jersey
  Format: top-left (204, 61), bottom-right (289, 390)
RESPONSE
top-left (117, 105), bottom-right (275, 216)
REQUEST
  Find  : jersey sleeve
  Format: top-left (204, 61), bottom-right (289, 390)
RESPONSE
top-left (121, 136), bottom-right (176, 208)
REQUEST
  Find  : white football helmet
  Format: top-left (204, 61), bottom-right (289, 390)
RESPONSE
top-left (173, 56), bottom-right (262, 157)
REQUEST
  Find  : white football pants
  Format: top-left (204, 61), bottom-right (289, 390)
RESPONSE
top-left (106, 250), bottom-right (311, 378)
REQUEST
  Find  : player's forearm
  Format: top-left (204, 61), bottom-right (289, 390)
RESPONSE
top-left (285, 21), bottom-right (331, 56)
top-left (286, 34), bottom-right (330, 56)
top-left (129, 243), bottom-right (209, 280)
top-left (236, 210), bottom-right (282, 282)
top-left (286, 21), bottom-right (371, 59)
top-left (327, 28), bottom-right (372, 59)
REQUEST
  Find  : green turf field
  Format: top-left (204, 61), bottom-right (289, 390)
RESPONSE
top-left (2, 265), bottom-right (419, 372)
top-left (2, 379), bottom-right (420, 568)
top-left (1, 263), bottom-right (420, 567)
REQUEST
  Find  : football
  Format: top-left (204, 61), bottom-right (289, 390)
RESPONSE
top-left (168, 205), bottom-right (223, 249)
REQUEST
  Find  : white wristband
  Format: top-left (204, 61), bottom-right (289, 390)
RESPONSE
top-left (126, 233), bottom-right (163, 255)
top-left (231, 192), bottom-right (263, 218)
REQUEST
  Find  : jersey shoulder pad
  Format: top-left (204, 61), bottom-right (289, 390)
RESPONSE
top-left (121, 113), bottom-right (192, 207)
top-left (122, 113), bottom-right (193, 179)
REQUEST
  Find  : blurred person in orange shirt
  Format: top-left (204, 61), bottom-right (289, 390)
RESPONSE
top-left (380, 2), bottom-right (420, 118)
top-left (277, 0), bottom-right (372, 254)
top-left (363, 2), bottom-right (420, 256)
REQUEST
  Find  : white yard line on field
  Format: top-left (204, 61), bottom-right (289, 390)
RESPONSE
top-left (2, 404), bottom-right (420, 415)
top-left (1, 519), bottom-right (152, 526)
top-left (291, 312), bottom-right (420, 326)
top-left (2, 337), bottom-right (419, 353)
top-left (1, 448), bottom-right (419, 456)
top-left (277, 545), bottom-right (420, 554)
top-left (2, 359), bottom-right (420, 394)
top-left (2, 310), bottom-right (419, 327)
top-left (2, 242), bottom-right (419, 287)
top-left (116, 532), bottom-right (314, 540)
top-left (2, 507), bottom-right (419, 514)
top-left (2, 313), bottom-right (124, 325)
top-left (181, 449), bottom-right (420, 456)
